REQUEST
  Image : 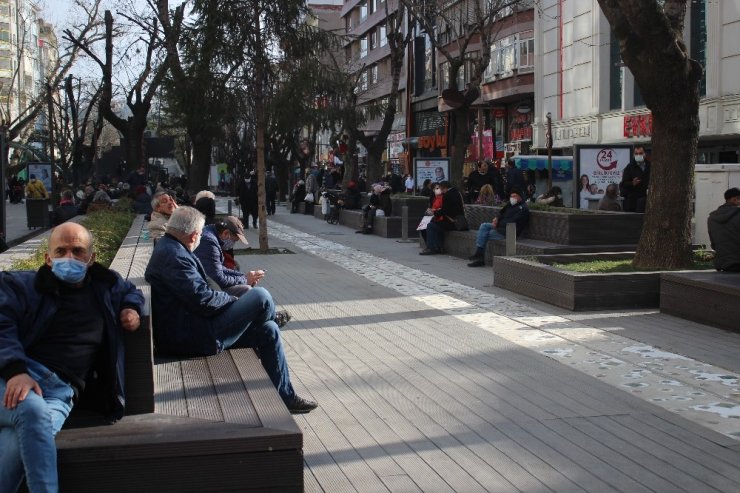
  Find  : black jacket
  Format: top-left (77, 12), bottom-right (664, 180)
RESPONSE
top-left (620, 160), bottom-right (650, 211)
top-left (434, 187), bottom-right (464, 220)
top-left (496, 201), bottom-right (530, 236)
top-left (708, 203), bottom-right (740, 271)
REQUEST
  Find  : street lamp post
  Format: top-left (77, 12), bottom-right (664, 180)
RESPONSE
top-left (546, 112), bottom-right (553, 192)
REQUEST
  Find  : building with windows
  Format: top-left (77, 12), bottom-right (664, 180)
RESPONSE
top-left (339, 0), bottom-right (408, 173)
top-left (404, 1), bottom-right (536, 178)
top-left (533, 0), bottom-right (737, 165)
top-left (0, 0), bottom-right (51, 126)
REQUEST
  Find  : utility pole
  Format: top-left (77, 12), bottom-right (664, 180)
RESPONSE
top-left (546, 112), bottom-right (553, 192)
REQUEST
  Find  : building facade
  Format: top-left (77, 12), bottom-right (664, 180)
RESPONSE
top-left (533, 0), bottom-right (738, 164)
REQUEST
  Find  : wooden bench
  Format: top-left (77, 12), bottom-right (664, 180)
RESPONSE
top-left (660, 271), bottom-right (740, 332)
top-left (55, 215), bottom-right (303, 492)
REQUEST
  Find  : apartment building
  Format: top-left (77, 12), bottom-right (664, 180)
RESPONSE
top-left (339, 0), bottom-right (408, 172)
top-left (533, 0), bottom-right (738, 164)
top-left (0, 0), bottom-right (51, 126)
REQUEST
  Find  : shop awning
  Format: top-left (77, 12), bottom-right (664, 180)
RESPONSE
top-left (514, 155), bottom-right (573, 171)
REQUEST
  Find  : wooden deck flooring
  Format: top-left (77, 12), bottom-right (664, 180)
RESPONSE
top-left (247, 235), bottom-right (740, 493)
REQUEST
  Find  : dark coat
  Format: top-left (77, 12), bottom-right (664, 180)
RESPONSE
top-left (434, 186), bottom-right (464, 220)
top-left (145, 234), bottom-right (235, 356)
top-left (52, 203), bottom-right (79, 226)
top-left (0, 264), bottom-right (144, 422)
top-left (379, 189), bottom-right (393, 216)
top-left (708, 203), bottom-right (740, 271)
top-left (194, 197), bottom-right (216, 225)
top-left (619, 160), bottom-right (650, 212)
top-left (193, 225), bottom-right (247, 289)
top-left (467, 171), bottom-right (492, 201)
top-left (496, 201), bottom-right (530, 236)
top-left (505, 166), bottom-right (525, 197)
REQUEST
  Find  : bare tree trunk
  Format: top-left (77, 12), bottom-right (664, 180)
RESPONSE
top-left (190, 135), bottom-right (212, 192)
top-left (598, 0), bottom-right (702, 269)
top-left (450, 107), bottom-right (470, 188)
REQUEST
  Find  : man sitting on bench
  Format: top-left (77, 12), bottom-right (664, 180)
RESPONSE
top-left (0, 223), bottom-right (144, 492)
top-left (708, 187), bottom-right (740, 272)
top-left (468, 190), bottom-right (530, 267)
top-left (145, 207), bottom-right (317, 414)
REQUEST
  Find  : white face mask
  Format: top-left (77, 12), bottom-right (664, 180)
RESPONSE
top-left (510, 197), bottom-right (518, 206)
top-left (634, 154), bottom-right (645, 163)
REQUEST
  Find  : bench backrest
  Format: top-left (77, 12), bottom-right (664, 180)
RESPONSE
top-left (109, 215), bottom-right (154, 415)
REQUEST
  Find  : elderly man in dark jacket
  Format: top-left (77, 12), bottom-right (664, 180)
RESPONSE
top-left (708, 187), bottom-right (740, 272)
top-left (0, 222), bottom-right (144, 492)
top-left (420, 181), bottom-right (465, 255)
top-left (145, 207), bottom-right (317, 414)
top-left (468, 190), bottom-right (529, 266)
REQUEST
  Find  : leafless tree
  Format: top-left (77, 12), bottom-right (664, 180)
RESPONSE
top-left (65, 6), bottom-right (169, 175)
top-left (401, 0), bottom-right (527, 185)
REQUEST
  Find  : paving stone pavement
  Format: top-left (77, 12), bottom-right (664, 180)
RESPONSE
top-left (228, 208), bottom-right (740, 493)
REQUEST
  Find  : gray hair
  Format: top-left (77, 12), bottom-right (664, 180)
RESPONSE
top-left (166, 206), bottom-right (205, 235)
top-left (151, 191), bottom-right (169, 210)
top-left (93, 190), bottom-right (111, 203)
top-left (194, 190), bottom-right (215, 202)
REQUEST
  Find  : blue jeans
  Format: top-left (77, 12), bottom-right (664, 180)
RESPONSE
top-left (476, 222), bottom-right (505, 249)
top-left (207, 287), bottom-right (296, 405)
top-left (0, 359), bottom-right (74, 493)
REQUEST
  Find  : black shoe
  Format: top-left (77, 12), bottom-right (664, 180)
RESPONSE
top-left (287, 396), bottom-right (318, 414)
top-left (419, 249), bottom-right (440, 256)
top-left (355, 229), bottom-right (364, 234)
top-left (467, 259), bottom-right (485, 267)
top-left (275, 310), bottom-right (292, 328)
top-left (468, 253), bottom-right (482, 261)
top-left (253, 223), bottom-right (257, 228)
top-left (361, 228), bottom-right (372, 234)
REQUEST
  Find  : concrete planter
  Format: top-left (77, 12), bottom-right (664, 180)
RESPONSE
top-left (465, 204), bottom-right (644, 246)
top-left (493, 252), bottom-right (662, 311)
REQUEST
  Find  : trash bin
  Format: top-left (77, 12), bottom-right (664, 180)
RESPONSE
top-left (26, 198), bottom-right (51, 228)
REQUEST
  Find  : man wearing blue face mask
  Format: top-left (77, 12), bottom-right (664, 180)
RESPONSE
top-left (0, 222), bottom-right (144, 492)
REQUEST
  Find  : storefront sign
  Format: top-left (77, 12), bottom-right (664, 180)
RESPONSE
top-left (624, 113), bottom-right (652, 138)
top-left (417, 130), bottom-right (447, 151)
top-left (553, 124), bottom-right (591, 141)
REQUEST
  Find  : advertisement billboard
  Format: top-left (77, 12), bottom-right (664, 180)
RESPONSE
top-left (414, 158), bottom-right (450, 189)
top-left (574, 145), bottom-right (632, 209)
top-left (26, 163), bottom-right (53, 194)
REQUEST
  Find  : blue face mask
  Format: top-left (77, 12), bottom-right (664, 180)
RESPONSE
top-left (51, 257), bottom-right (89, 284)
top-left (222, 239), bottom-right (235, 251)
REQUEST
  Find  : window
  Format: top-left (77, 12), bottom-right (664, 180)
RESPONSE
top-left (518, 32), bottom-right (534, 72)
top-left (609, 30), bottom-right (622, 110)
top-left (360, 36), bottom-right (368, 58)
top-left (379, 25), bottom-right (387, 47)
top-left (345, 15), bottom-right (352, 33)
top-left (368, 0), bottom-right (377, 15)
top-left (360, 3), bottom-right (367, 21)
top-left (487, 35), bottom-right (516, 79)
top-left (359, 71), bottom-right (368, 91)
top-left (369, 28), bottom-right (377, 50)
top-left (439, 62), bottom-right (449, 91)
top-left (0, 58), bottom-right (10, 70)
top-left (370, 64), bottom-right (378, 84)
top-left (690, 0), bottom-right (707, 97)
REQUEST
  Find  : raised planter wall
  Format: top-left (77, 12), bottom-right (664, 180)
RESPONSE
top-left (494, 253), bottom-right (662, 311)
top-left (464, 205), bottom-right (644, 246)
